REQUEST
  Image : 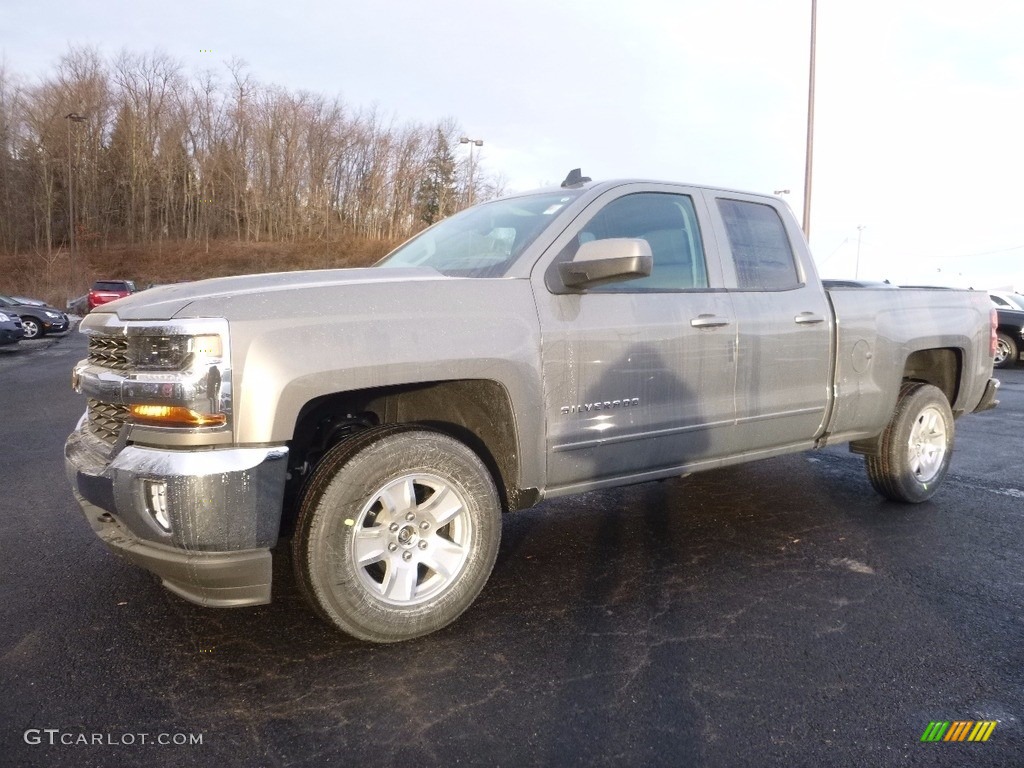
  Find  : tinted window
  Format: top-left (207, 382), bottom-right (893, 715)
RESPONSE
top-left (93, 281), bottom-right (131, 291)
top-left (717, 199), bottom-right (801, 291)
top-left (569, 192), bottom-right (708, 292)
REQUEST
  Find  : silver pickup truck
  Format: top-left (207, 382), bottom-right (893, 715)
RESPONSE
top-left (66, 175), bottom-right (999, 642)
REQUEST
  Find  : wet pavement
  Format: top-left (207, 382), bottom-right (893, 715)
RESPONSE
top-left (2, 331), bottom-right (1022, 767)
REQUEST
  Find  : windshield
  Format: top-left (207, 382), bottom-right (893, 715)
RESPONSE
top-left (377, 191), bottom-right (582, 277)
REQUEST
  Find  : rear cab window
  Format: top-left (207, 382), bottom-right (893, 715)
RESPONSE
top-left (715, 198), bottom-right (802, 291)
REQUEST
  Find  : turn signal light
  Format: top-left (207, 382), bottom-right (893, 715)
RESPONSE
top-left (129, 404), bottom-right (227, 427)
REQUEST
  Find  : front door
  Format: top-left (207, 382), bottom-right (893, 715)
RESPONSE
top-left (532, 185), bottom-right (738, 492)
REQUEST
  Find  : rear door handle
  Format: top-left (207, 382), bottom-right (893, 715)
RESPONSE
top-left (794, 312), bottom-right (825, 325)
top-left (690, 314), bottom-right (731, 328)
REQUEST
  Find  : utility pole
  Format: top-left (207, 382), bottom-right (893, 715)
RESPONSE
top-left (65, 112), bottom-right (87, 301)
top-left (802, 0), bottom-right (817, 240)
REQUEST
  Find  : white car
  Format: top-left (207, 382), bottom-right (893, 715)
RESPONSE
top-left (989, 291), bottom-right (1024, 310)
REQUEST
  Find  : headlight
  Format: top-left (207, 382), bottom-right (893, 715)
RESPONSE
top-left (127, 334), bottom-right (224, 371)
top-left (124, 322), bottom-right (230, 429)
top-left (44, 310), bottom-right (60, 319)
top-left (78, 317), bottom-right (232, 435)
top-left (0, 313), bottom-right (9, 322)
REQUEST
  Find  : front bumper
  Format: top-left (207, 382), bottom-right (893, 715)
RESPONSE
top-left (0, 326), bottom-right (23, 345)
top-left (65, 425), bottom-right (289, 607)
top-left (43, 317), bottom-right (69, 333)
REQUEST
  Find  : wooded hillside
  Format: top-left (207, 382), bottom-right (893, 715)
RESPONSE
top-left (0, 47), bottom-right (499, 305)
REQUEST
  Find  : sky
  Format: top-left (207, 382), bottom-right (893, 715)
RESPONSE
top-left (3, 0), bottom-right (1022, 290)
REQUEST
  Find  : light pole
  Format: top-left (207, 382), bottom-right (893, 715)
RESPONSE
top-left (802, 0), bottom-right (817, 240)
top-left (65, 112), bottom-right (87, 299)
top-left (855, 225), bottom-right (866, 278)
top-left (459, 137), bottom-right (483, 206)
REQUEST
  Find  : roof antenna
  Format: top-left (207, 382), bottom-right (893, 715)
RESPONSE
top-left (560, 168), bottom-right (591, 188)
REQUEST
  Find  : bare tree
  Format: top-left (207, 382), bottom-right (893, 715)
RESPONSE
top-left (0, 45), bottom-right (500, 270)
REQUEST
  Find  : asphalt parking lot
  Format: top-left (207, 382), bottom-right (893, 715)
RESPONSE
top-left (2, 330), bottom-right (1022, 767)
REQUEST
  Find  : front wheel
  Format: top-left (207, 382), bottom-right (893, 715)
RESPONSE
top-left (865, 382), bottom-right (954, 503)
top-left (293, 425), bottom-right (502, 642)
top-left (994, 332), bottom-right (1017, 369)
top-left (20, 317), bottom-right (41, 339)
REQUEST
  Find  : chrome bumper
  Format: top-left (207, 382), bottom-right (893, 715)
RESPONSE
top-left (65, 425), bottom-right (289, 607)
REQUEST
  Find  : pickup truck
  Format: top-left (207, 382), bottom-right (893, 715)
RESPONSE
top-left (65, 174), bottom-right (1000, 643)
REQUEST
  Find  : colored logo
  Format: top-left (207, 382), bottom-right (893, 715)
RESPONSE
top-left (921, 721), bottom-right (997, 742)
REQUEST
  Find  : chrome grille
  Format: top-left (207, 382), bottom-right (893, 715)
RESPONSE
top-left (88, 335), bottom-right (130, 371)
top-left (87, 399), bottom-right (128, 445)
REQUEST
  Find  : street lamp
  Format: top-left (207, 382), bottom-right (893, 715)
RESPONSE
top-left (65, 112), bottom-right (87, 300)
top-left (459, 136), bottom-right (483, 206)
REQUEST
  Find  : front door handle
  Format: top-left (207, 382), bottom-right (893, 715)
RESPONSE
top-left (690, 314), bottom-right (731, 328)
top-left (794, 312), bottom-right (825, 325)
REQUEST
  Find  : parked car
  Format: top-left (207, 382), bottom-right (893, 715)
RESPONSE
top-left (995, 307), bottom-right (1024, 368)
top-left (67, 295), bottom-right (90, 316)
top-left (11, 295), bottom-right (47, 307)
top-left (88, 280), bottom-right (136, 311)
top-left (989, 291), bottom-right (1024, 311)
top-left (0, 294), bottom-right (70, 339)
top-left (0, 310), bottom-right (25, 346)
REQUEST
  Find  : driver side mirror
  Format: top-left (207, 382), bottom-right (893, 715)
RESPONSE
top-left (556, 238), bottom-right (653, 291)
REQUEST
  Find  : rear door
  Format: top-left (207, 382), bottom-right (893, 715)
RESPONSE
top-left (703, 192), bottom-right (832, 451)
top-left (532, 184), bottom-right (738, 491)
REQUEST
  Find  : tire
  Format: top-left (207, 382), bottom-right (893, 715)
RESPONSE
top-left (20, 317), bottom-right (41, 339)
top-left (994, 332), bottom-right (1017, 369)
top-left (293, 425), bottom-right (502, 642)
top-left (865, 382), bottom-right (954, 503)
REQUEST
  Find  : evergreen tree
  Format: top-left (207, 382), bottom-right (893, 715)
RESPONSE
top-left (416, 128), bottom-right (457, 226)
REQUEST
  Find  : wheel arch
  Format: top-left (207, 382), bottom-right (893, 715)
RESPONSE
top-left (901, 347), bottom-right (961, 408)
top-left (996, 321), bottom-right (1023, 338)
top-left (287, 379), bottom-right (535, 520)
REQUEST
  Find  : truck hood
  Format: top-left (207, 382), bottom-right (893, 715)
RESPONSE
top-left (99, 268), bottom-right (444, 321)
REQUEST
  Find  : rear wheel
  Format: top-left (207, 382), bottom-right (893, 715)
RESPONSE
top-left (865, 382), bottom-right (954, 503)
top-left (994, 332), bottom-right (1017, 369)
top-left (293, 425), bottom-right (502, 642)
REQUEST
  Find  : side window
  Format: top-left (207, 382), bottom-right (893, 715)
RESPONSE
top-left (717, 199), bottom-right (801, 291)
top-left (571, 192), bottom-right (709, 292)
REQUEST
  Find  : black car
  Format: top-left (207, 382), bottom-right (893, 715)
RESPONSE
top-left (0, 309), bottom-right (25, 346)
top-left (0, 294), bottom-right (70, 339)
top-left (995, 307), bottom-right (1024, 369)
